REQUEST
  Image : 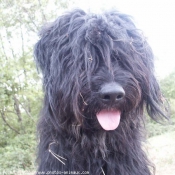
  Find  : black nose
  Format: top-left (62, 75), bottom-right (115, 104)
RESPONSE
top-left (100, 82), bottom-right (125, 104)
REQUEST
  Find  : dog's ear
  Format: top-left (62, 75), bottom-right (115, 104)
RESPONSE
top-left (110, 13), bottom-right (169, 121)
top-left (34, 9), bottom-right (87, 83)
top-left (145, 70), bottom-right (169, 121)
top-left (34, 23), bottom-right (53, 81)
top-left (131, 39), bottom-right (169, 121)
top-left (135, 41), bottom-right (169, 121)
top-left (34, 10), bottom-right (88, 125)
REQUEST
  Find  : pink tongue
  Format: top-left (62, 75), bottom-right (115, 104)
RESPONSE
top-left (96, 110), bottom-right (121, 131)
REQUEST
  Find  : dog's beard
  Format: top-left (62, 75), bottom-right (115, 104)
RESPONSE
top-left (80, 81), bottom-right (141, 131)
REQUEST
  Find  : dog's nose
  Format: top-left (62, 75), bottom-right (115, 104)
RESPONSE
top-left (100, 82), bottom-right (125, 104)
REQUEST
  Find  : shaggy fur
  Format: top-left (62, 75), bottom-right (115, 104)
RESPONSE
top-left (34, 9), bottom-right (168, 175)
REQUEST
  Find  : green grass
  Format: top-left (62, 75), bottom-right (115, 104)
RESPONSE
top-left (147, 110), bottom-right (175, 138)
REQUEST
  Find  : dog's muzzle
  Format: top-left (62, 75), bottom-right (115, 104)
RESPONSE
top-left (96, 82), bottom-right (125, 131)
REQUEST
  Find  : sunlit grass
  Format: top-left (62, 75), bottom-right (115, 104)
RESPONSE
top-left (148, 131), bottom-right (175, 175)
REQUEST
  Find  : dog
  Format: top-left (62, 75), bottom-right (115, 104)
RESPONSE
top-left (34, 9), bottom-right (168, 175)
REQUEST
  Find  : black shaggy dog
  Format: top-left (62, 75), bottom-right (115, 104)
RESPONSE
top-left (34, 9), bottom-right (168, 175)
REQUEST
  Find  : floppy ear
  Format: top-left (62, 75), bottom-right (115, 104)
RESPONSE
top-left (34, 39), bottom-right (48, 75)
top-left (111, 13), bottom-right (169, 121)
top-left (34, 10), bottom-right (88, 125)
top-left (146, 72), bottom-right (168, 121)
top-left (117, 16), bottom-right (169, 121)
top-left (34, 9), bottom-right (87, 86)
top-left (100, 11), bottom-right (170, 122)
top-left (34, 23), bottom-right (54, 85)
top-left (132, 38), bottom-right (169, 121)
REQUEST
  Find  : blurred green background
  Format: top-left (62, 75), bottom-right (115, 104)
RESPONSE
top-left (0, 1), bottom-right (174, 174)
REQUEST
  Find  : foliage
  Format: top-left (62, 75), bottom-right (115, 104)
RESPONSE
top-left (160, 70), bottom-right (175, 99)
top-left (0, 0), bottom-right (70, 173)
top-left (0, 134), bottom-right (36, 173)
top-left (147, 115), bottom-right (175, 138)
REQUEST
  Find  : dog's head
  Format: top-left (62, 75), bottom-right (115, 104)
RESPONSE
top-left (34, 9), bottom-right (168, 131)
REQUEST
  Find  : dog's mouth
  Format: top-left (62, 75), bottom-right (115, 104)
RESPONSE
top-left (96, 109), bottom-right (121, 131)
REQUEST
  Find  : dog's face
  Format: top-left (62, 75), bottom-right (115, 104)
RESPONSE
top-left (34, 9), bottom-right (167, 132)
top-left (82, 61), bottom-right (142, 131)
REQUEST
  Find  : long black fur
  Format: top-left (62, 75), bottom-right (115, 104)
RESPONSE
top-left (34, 9), bottom-right (168, 175)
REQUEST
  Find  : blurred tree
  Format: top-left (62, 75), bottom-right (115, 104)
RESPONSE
top-left (0, 0), bottom-right (70, 138)
top-left (0, 0), bottom-right (70, 171)
top-left (160, 71), bottom-right (175, 99)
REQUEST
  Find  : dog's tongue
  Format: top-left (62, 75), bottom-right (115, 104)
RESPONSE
top-left (96, 110), bottom-right (121, 131)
